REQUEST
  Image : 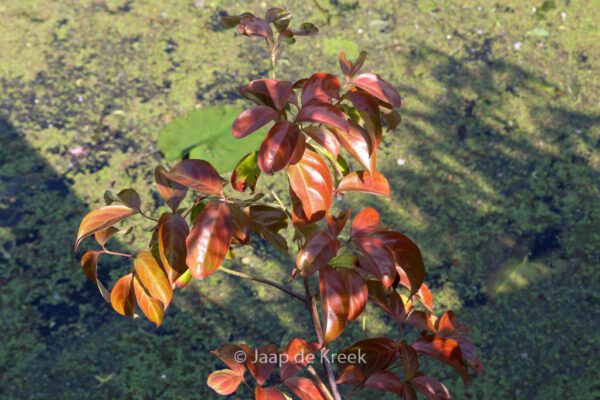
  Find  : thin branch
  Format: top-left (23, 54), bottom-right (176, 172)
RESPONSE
top-left (219, 266), bottom-right (306, 303)
top-left (303, 277), bottom-right (342, 400)
top-left (101, 248), bottom-right (133, 258)
top-left (307, 365), bottom-right (335, 400)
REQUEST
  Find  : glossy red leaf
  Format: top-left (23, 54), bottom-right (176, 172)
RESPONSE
top-left (158, 213), bottom-right (189, 284)
top-left (336, 364), bottom-right (366, 386)
top-left (249, 79), bottom-right (294, 110)
top-left (302, 126), bottom-right (341, 158)
top-left (364, 370), bottom-right (405, 395)
top-left (350, 207), bottom-right (380, 237)
top-left (288, 129), bottom-right (307, 165)
top-left (356, 236), bottom-right (396, 288)
top-left (207, 369), bottom-right (243, 396)
top-left (242, 79), bottom-right (297, 109)
top-left (412, 335), bottom-right (471, 383)
top-left (284, 377), bottom-right (326, 400)
top-left (81, 251), bottom-right (110, 302)
top-left (248, 205), bottom-right (288, 232)
top-left (437, 311), bottom-right (471, 336)
top-left (211, 344), bottom-right (247, 376)
top-left (296, 101), bottom-right (349, 132)
top-left (133, 251), bottom-right (172, 307)
top-left (287, 149), bottom-right (333, 221)
top-left (406, 310), bottom-right (437, 333)
top-left (301, 72), bottom-right (341, 105)
top-left (133, 275), bottom-right (164, 327)
top-left (231, 151), bottom-right (261, 193)
top-left (452, 336), bottom-right (483, 376)
top-left (339, 50), bottom-right (367, 79)
top-left (418, 283), bottom-right (434, 309)
top-left (339, 338), bottom-right (399, 378)
top-left (258, 120), bottom-right (300, 174)
top-left (352, 73), bottom-right (401, 108)
top-left (110, 273), bottom-right (135, 316)
top-left (337, 170), bottom-right (391, 197)
top-left (332, 120), bottom-right (373, 173)
top-left (340, 268), bottom-right (367, 321)
top-left (255, 386), bottom-right (287, 400)
top-left (345, 90), bottom-right (382, 146)
top-left (325, 209), bottom-right (351, 237)
top-left (155, 166), bottom-right (187, 211)
top-left (163, 159), bottom-right (223, 196)
top-left (319, 266), bottom-right (349, 345)
top-left (232, 106), bottom-right (278, 139)
top-left (186, 201), bottom-right (234, 279)
top-left (74, 205), bottom-right (137, 251)
top-left (399, 343), bottom-right (419, 381)
top-left (248, 344), bottom-right (278, 385)
top-left (411, 376), bottom-right (451, 400)
top-left (236, 15), bottom-right (273, 40)
top-left (280, 338), bottom-right (319, 380)
top-left (372, 231), bottom-right (426, 294)
top-left (297, 231), bottom-right (340, 276)
top-left (381, 105), bottom-right (402, 132)
top-left (367, 281), bottom-right (406, 322)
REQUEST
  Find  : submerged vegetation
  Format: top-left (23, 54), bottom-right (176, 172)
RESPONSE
top-left (1, 0), bottom-right (598, 399)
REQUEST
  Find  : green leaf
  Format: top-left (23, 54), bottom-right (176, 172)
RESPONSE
top-left (157, 106), bottom-right (264, 171)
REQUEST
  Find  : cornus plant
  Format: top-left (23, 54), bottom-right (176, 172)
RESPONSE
top-left (74, 7), bottom-right (482, 400)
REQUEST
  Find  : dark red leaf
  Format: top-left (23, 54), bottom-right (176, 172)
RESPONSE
top-left (367, 281), bottom-right (406, 322)
top-left (325, 209), bottom-right (351, 237)
top-left (186, 201), bottom-right (234, 279)
top-left (110, 273), bottom-right (135, 316)
top-left (211, 344), bottom-right (247, 376)
top-left (155, 166), bottom-right (187, 211)
top-left (331, 120), bottom-right (374, 173)
top-left (280, 338), bottom-right (319, 380)
top-left (289, 22), bottom-right (319, 36)
top-left (372, 231), bottom-right (426, 294)
top-left (232, 106), bottom-right (278, 139)
top-left (301, 72), bottom-right (341, 105)
top-left (340, 268), bottom-right (367, 321)
top-left (339, 338), bottom-right (399, 378)
top-left (248, 344), bottom-right (278, 385)
top-left (355, 236), bottom-right (397, 288)
top-left (337, 170), bottom-right (391, 197)
top-left (236, 15), bottom-right (273, 40)
top-left (336, 364), bottom-right (365, 386)
top-left (287, 150), bottom-right (333, 221)
top-left (410, 376), bottom-right (451, 400)
top-left (248, 205), bottom-right (288, 232)
top-left (345, 90), bottom-right (382, 146)
top-left (207, 369), bottom-right (243, 396)
top-left (339, 50), bottom-right (367, 79)
top-left (158, 213), bottom-right (189, 284)
top-left (258, 120), bottom-right (300, 174)
top-left (319, 266), bottom-right (349, 345)
top-left (350, 207), bottom-right (380, 237)
top-left (398, 343), bottom-right (419, 381)
top-left (265, 7), bottom-right (291, 32)
top-left (74, 205), bottom-right (137, 251)
top-left (352, 73), bottom-right (401, 108)
top-left (302, 126), bottom-right (341, 158)
top-left (364, 370), bottom-right (405, 395)
top-left (297, 231), bottom-right (340, 276)
top-left (284, 377), bottom-right (326, 400)
top-left (452, 336), bottom-right (483, 376)
top-left (255, 386), bottom-right (287, 400)
top-left (288, 129), bottom-right (307, 165)
top-left (296, 101), bottom-right (349, 132)
top-left (406, 310), bottom-right (437, 333)
top-left (163, 159), bottom-right (223, 196)
top-left (412, 335), bottom-right (471, 383)
top-left (242, 79), bottom-right (297, 108)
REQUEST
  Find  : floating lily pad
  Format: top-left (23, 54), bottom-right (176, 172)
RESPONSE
top-left (157, 105), bottom-right (265, 171)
